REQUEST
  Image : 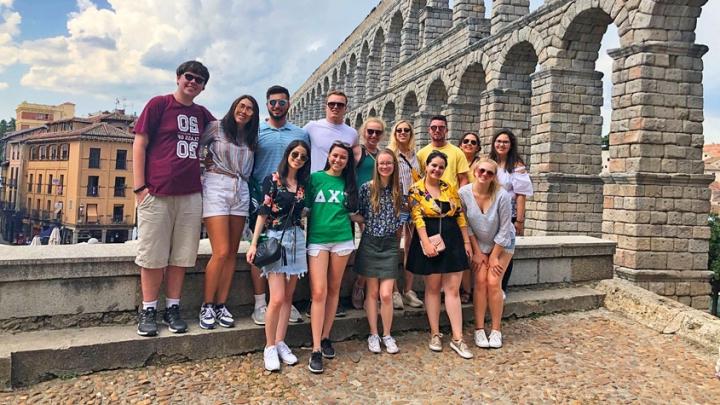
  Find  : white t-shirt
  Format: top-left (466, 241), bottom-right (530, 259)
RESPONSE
top-left (304, 119), bottom-right (359, 172)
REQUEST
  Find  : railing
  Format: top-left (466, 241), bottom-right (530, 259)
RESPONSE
top-left (114, 186), bottom-right (126, 197)
top-left (87, 186), bottom-right (99, 197)
top-left (116, 161), bottom-right (127, 170)
top-left (79, 215), bottom-right (131, 225)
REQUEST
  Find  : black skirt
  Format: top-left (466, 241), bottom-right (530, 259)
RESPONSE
top-left (407, 216), bottom-right (469, 275)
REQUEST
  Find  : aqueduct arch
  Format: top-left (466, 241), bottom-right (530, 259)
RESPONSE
top-left (290, 0), bottom-right (712, 309)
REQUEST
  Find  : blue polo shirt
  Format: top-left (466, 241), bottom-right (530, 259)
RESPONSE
top-left (252, 120), bottom-right (310, 186)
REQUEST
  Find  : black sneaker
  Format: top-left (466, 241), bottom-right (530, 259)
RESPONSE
top-left (308, 351), bottom-right (324, 374)
top-left (335, 304), bottom-right (347, 318)
top-left (163, 304), bottom-right (188, 333)
top-left (321, 338), bottom-right (336, 359)
top-left (137, 307), bottom-right (158, 337)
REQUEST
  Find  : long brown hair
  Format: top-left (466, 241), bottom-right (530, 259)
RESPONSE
top-left (370, 149), bottom-right (402, 216)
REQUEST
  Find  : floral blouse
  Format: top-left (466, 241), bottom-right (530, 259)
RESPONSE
top-left (358, 181), bottom-right (402, 237)
top-left (258, 172), bottom-right (306, 231)
top-left (408, 178), bottom-right (467, 229)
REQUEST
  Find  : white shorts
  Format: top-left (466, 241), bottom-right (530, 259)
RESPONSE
top-left (307, 239), bottom-right (355, 257)
top-left (202, 172), bottom-right (250, 218)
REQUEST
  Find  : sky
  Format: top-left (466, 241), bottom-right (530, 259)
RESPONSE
top-left (0, 0), bottom-right (719, 142)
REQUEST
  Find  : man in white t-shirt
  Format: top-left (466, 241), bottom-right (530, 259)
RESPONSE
top-left (304, 90), bottom-right (360, 172)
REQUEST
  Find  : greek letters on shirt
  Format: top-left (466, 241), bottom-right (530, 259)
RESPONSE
top-left (175, 114), bottom-right (200, 159)
top-left (314, 189), bottom-right (343, 204)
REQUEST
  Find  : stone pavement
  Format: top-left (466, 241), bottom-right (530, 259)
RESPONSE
top-left (2, 309), bottom-right (718, 404)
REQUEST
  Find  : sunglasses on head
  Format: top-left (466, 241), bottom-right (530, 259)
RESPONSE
top-left (395, 127), bottom-right (411, 134)
top-left (462, 138), bottom-right (478, 146)
top-left (327, 101), bottom-right (346, 109)
top-left (183, 73), bottom-right (206, 85)
top-left (477, 168), bottom-right (495, 177)
top-left (332, 140), bottom-right (351, 148)
top-left (429, 125), bottom-right (446, 132)
top-left (366, 129), bottom-right (383, 136)
top-left (290, 151), bottom-right (308, 162)
top-left (268, 99), bottom-right (288, 107)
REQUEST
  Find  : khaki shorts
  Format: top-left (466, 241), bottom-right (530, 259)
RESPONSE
top-left (135, 192), bottom-right (202, 269)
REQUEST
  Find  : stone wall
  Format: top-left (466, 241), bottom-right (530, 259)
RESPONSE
top-left (288, 0), bottom-right (713, 306)
top-left (0, 236), bottom-right (615, 331)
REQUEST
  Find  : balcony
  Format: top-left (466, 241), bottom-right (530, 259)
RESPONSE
top-left (116, 161), bottom-right (127, 170)
top-left (86, 186), bottom-right (99, 197)
top-left (78, 215), bottom-right (131, 226)
top-left (114, 186), bottom-right (126, 197)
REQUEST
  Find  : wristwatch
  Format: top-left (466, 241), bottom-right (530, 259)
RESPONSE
top-left (133, 184), bottom-right (148, 194)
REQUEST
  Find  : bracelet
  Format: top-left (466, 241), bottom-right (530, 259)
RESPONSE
top-left (133, 184), bottom-right (148, 194)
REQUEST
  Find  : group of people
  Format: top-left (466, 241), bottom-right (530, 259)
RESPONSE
top-left (132, 60), bottom-right (533, 374)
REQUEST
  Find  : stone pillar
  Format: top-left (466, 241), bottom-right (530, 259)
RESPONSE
top-left (526, 69), bottom-right (605, 237)
top-left (491, 0), bottom-right (529, 35)
top-left (478, 88), bottom-right (531, 160)
top-left (445, 101), bottom-right (480, 144)
top-left (603, 43), bottom-right (711, 309)
top-left (365, 53), bottom-right (380, 99)
top-left (420, 3), bottom-right (453, 48)
top-left (401, 21), bottom-right (419, 62)
top-left (452, 0), bottom-right (489, 37)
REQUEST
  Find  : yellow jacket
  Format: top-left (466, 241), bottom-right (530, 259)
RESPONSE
top-left (407, 178), bottom-right (466, 229)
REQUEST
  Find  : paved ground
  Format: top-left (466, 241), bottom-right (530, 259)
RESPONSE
top-left (2, 309), bottom-right (718, 404)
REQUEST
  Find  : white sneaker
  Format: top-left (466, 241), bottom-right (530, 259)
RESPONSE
top-left (276, 341), bottom-right (298, 365)
top-left (429, 333), bottom-right (443, 352)
top-left (214, 305), bottom-right (234, 328)
top-left (449, 339), bottom-right (474, 359)
top-left (198, 304), bottom-right (216, 330)
top-left (502, 291), bottom-right (507, 301)
top-left (289, 305), bottom-right (303, 323)
top-left (488, 330), bottom-right (503, 348)
top-left (252, 306), bottom-right (267, 326)
top-left (367, 334), bottom-right (381, 353)
top-left (474, 329), bottom-right (490, 348)
top-left (392, 292), bottom-right (404, 310)
top-left (382, 335), bottom-right (399, 354)
top-left (403, 290), bottom-right (424, 308)
top-left (263, 346), bottom-right (280, 371)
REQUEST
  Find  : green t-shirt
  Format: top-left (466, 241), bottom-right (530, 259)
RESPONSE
top-left (307, 171), bottom-right (353, 244)
top-left (356, 147), bottom-right (377, 186)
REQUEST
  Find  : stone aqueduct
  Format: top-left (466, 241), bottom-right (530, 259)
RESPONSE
top-left (288, 0), bottom-right (712, 308)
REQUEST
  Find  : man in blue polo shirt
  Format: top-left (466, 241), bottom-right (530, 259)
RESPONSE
top-left (249, 85), bottom-right (310, 326)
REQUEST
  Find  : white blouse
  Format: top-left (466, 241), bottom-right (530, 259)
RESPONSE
top-left (496, 165), bottom-right (533, 218)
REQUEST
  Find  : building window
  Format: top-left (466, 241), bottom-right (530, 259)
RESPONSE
top-left (87, 176), bottom-right (99, 197)
top-left (39, 146), bottom-right (47, 160)
top-left (37, 174), bottom-right (42, 193)
top-left (30, 147), bottom-right (38, 160)
top-left (47, 174), bottom-right (53, 194)
top-left (58, 174), bottom-right (64, 195)
top-left (28, 174), bottom-right (33, 192)
top-left (114, 177), bottom-right (126, 197)
top-left (60, 144), bottom-right (69, 160)
top-left (113, 205), bottom-right (124, 223)
top-left (116, 149), bottom-right (127, 170)
top-left (89, 148), bottom-right (101, 169)
top-left (49, 145), bottom-right (57, 160)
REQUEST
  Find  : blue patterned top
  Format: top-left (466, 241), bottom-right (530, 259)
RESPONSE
top-left (358, 181), bottom-right (402, 237)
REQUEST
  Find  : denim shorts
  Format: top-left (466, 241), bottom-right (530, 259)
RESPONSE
top-left (307, 239), bottom-right (355, 257)
top-left (201, 172), bottom-right (249, 218)
top-left (260, 226), bottom-right (308, 278)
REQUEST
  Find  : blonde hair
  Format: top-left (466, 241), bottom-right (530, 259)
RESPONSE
top-left (358, 117), bottom-right (386, 146)
top-left (387, 120), bottom-right (416, 153)
top-left (473, 157), bottom-right (500, 202)
top-left (370, 149), bottom-right (402, 216)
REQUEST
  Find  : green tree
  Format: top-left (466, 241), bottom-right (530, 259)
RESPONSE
top-left (708, 214), bottom-right (720, 281)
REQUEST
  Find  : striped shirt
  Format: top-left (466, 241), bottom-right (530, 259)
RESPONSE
top-left (200, 120), bottom-right (254, 181)
top-left (397, 150), bottom-right (420, 196)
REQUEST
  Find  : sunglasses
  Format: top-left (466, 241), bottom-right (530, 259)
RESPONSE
top-left (327, 102), bottom-right (346, 109)
top-left (332, 140), bottom-right (351, 148)
top-left (290, 151), bottom-right (308, 162)
top-left (395, 127), bottom-right (411, 134)
top-left (462, 138), bottom-right (478, 146)
top-left (268, 99), bottom-right (288, 107)
top-left (183, 73), bottom-right (206, 85)
top-left (366, 129), bottom-right (383, 137)
top-left (429, 125), bottom-right (447, 132)
top-left (477, 168), bottom-right (495, 177)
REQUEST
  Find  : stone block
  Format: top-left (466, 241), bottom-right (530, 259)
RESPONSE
top-left (538, 258), bottom-right (572, 283)
top-left (570, 256), bottom-right (613, 282)
top-left (507, 259), bottom-right (538, 286)
top-left (691, 295), bottom-right (711, 310)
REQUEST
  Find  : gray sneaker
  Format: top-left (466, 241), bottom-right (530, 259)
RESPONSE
top-left (252, 306), bottom-right (266, 326)
top-left (403, 290), bottom-right (424, 308)
top-left (214, 304), bottom-right (234, 328)
top-left (289, 305), bottom-right (303, 323)
top-left (450, 339), bottom-right (474, 359)
top-left (392, 292), bottom-right (404, 310)
top-left (429, 333), bottom-right (443, 352)
top-left (198, 304), bottom-right (216, 330)
top-left (162, 304), bottom-right (187, 333)
top-left (137, 308), bottom-right (158, 337)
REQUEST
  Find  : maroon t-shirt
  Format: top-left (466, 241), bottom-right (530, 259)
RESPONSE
top-left (134, 94), bottom-right (215, 196)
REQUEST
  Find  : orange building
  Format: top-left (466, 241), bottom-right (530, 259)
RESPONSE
top-left (16, 101), bottom-right (75, 130)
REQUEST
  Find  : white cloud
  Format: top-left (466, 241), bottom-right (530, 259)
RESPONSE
top-left (0, 82), bottom-right (8, 90)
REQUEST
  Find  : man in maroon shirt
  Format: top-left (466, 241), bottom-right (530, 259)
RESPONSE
top-left (133, 60), bottom-right (215, 336)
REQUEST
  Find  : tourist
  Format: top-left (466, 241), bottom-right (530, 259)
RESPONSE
top-left (459, 158), bottom-right (515, 349)
top-left (306, 141), bottom-right (360, 373)
top-left (197, 95), bottom-right (258, 330)
top-left (305, 90), bottom-right (360, 173)
top-left (354, 149), bottom-right (403, 354)
top-left (350, 117), bottom-right (386, 311)
top-left (457, 132), bottom-right (483, 304)
top-left (488, 129), bottom-right (533, 296)
top-left (407, 150), bottom-right (473, 359)
top-left (249, 85), bottom-right (310, 326)
top-left (246, 140), bottom-right (311, 371)
top-left (416, 115), bottom-right (469, 189)
top-left (133, 60), bottom-right (215, 336)
top-left (304, 89), bottom-right (360, 318)
top-left (387, 120), bottom-right (423, 310)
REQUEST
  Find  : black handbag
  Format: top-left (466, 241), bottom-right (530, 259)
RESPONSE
top-left (253, 197), bottom-right (297, 268)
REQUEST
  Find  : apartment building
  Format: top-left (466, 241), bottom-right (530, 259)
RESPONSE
top-left (15, 101), bottom-right (75, 130)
